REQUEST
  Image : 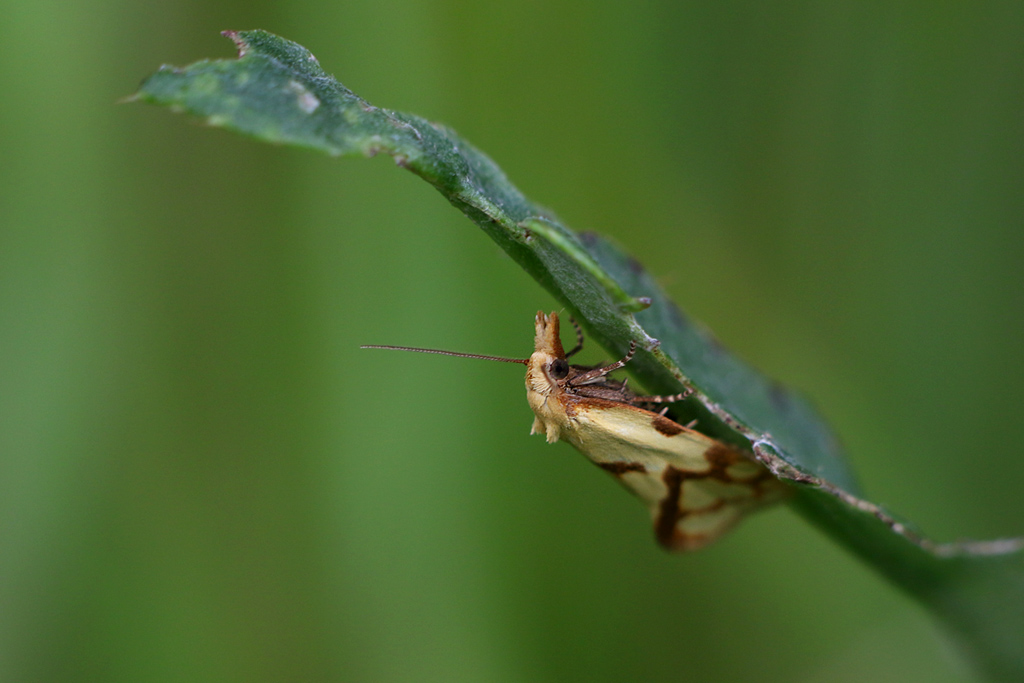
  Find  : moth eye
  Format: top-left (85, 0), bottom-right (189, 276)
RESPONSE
top-left (549, 358), bottom-right (570, 379)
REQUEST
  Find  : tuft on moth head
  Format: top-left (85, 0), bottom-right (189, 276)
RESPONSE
top-left (526, 312), bottom-right (570, 442)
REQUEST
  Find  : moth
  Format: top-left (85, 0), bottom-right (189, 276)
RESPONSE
top-left (364, 311), bottom-right (788, 550)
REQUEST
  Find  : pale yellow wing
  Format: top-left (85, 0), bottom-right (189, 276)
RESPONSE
top-left (563, 401), bottom-right (786, 550)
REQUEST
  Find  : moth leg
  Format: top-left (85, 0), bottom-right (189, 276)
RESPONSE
top-left (570, 342), bottom-right (636, 386)
top-left (684, 418), bottom-right (698, 429)
top-left (564, 316), bottom-right (585, 358)
top-left (633, 387), bottom-right (694, 404)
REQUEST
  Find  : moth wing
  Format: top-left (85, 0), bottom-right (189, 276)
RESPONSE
top-left (569, 400), bottom-right (719, 472)
top-left (568, 401), bottom-right (784, 550)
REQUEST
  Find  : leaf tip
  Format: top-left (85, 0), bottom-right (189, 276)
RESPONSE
top-left (220, 30), bottom-right (247, 57)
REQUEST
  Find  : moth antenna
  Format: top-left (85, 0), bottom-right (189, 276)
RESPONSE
top-left (570, 341), bottom-right (637, 386)
top-left (565, 316), bottom-right (585, 358)
top-left (361, 345), bottom-right (528, 365)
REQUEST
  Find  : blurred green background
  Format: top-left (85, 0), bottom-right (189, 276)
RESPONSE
top-left (3, 1), bottom-right (1022, 681)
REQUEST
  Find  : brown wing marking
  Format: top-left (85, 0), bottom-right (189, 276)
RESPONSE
top-left (597, 461), bottom-right (648, 476)
top-left (653, 444), bottom-right (785, 551)
top-left (651, 415), bottom-right (684, 436)
top-left (655, 467), bottom-right (686, 547)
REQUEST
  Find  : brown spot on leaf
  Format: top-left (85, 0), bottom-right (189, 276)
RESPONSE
top-left (769, 381), bottom-right (790, 410)
top-left (652, 415), bottom-right (684, 436)
top-left (707, 335), bottom-right (726, 355)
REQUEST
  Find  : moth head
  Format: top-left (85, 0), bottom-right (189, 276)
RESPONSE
top-left (526, 311), bottom-right (570, 398)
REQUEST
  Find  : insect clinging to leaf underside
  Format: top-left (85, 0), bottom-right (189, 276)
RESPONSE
top-left (364, 311), bottom-right (788, 550)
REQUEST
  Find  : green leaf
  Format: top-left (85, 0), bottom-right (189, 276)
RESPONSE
top-left (135, 30), bottom-right (1024, 681)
